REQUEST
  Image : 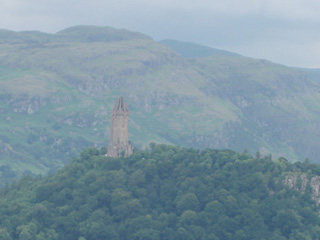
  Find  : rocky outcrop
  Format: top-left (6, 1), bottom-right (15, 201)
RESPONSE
top-left (284, 174), bottom-right (320, 205)
top-left (5, 93), bottom-right (72, 115)
top-left (8, 95), bottom-right (48, 115)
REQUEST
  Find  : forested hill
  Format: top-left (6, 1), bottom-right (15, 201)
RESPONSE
top-left (1, 144), bottom-right (320, 240)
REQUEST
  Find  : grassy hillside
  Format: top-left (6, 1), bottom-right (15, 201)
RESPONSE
top-left (1, 145), bottom-right (320, 239)
top-left (191, 55), bottom-right (320, 159)
top-left (1, 26), bottom-right (320, 182)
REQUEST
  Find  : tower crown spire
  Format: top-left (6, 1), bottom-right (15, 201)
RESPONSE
top-left (113, 96), bottom-right (129, 112)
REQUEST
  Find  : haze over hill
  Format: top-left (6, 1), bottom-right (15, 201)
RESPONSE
top-left (1, 0), bottom-right (319, 68)
top-left (0, 25), bottom-right (320, 182)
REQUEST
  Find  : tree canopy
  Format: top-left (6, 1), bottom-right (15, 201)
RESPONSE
top-left (0, 144), bottom-right (320, 240)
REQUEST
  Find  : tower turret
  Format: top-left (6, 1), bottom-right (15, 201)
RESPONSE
top-left (107, 97), bottom-right (133, 157)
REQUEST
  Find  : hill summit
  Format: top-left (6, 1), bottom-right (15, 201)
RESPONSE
top-left (56, 25), bottom-right (152, 43)
top-left (0, 25), bottom-right (150, 44)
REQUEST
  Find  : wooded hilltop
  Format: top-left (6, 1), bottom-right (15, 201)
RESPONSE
top-left (1, 144), bottom-right (320, 240)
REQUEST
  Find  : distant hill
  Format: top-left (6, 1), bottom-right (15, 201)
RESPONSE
top-left (1, 145), bottom-right (320, 239)
top-left (1, 26), bottom-right (320, 183)
top-left (160, 39), bottom-right (239, 58)
top-left (57, 25), bottom-right (152, 43)
top-left (0, 25), bottom-right (150, 44)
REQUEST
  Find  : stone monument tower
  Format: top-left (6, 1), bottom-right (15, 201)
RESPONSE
top-left (107, 97), bottom-right (133, 157)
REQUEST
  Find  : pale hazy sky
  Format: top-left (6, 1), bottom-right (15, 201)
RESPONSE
top-left (0, 0), bottom-right (319, 68)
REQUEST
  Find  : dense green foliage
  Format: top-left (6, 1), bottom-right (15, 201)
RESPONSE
top-left (1, 144), bottom-right (320, 240)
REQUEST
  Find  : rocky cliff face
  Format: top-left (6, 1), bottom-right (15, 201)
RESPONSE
top-left (284, 174), bottom-right (320, 205)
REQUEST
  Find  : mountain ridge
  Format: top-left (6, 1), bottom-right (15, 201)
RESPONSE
top-left (0, 25), bottom-right (151, 44)
top-left (160, 39), bottom-right (240, 58)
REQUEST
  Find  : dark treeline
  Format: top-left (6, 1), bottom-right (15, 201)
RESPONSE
top-left (0, 144), bottom-right (320, 240)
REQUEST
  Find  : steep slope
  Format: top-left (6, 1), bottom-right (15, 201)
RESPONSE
top-left (162, 39), bottom-right (320, 161)
top-left (160, 39), bottom-right (239, 58)
top-left (190, 55), bottom-right (320, 160)
top-left (1, 26), bottom-right (320, 183)
top-left (1, 145), bottom-right (320, 239)
top-left (144, 40), bottom-right (320, 163)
